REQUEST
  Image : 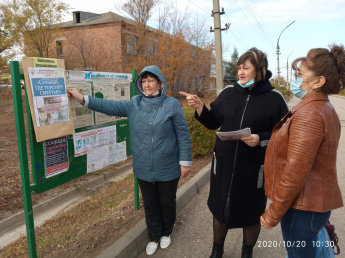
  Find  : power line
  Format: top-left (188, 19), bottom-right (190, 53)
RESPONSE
top-left (185, 0), bottom-right (210, 15)
top-left (242, 0), bottom-right (275, 47)
top-left (247, 0), bottom-right (275, 45)
top-left (222, 11), bottom-right (250, 50)
top-left (232, 0), bottom-right (272, 49)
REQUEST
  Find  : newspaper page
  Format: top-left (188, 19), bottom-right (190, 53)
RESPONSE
top-left (28, 68), bottom-right (69, 127)
top-left (93, 82), bottom-right (117, 124)
top-left (67, 82), bottom-right (94, 128)
top-left (216, 127), bottom-right (251, 141)
top-left (113, 81), bottom-right (130, 101)
top-left (43, 136), bottom-right (69, 178)
top-left (93, 81), bottom-right (130, 124)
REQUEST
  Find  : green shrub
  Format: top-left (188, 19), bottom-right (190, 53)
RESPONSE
top-left (339, 89), bottom-right (345, 96)
top-left (274, 86), bottom-right (293, 99)
top-left (184, 108), bottom-right (216, 158)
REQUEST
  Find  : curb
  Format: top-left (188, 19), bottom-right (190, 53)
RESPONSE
top-left (0, 162), bottom-right (133, 236)
top-left (98, 162), bottom-right (212, 258)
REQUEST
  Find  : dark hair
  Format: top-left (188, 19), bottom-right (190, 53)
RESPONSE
top-left (291, 44), bottom-right (345, 94)
top-left (141, 71), bottom-right (160, 82)
top-left (237, 47), bottom-right (268, 82)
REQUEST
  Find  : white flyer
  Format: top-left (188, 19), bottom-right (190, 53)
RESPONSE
top-left (87, 146), bottom-right (109, 173)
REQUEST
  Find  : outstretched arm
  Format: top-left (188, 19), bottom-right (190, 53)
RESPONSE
top-left (179, 91), bottom-right (204, 116)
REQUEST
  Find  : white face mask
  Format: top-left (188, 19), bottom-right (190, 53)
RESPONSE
top-left (143, 90), bottom-right (160, 97)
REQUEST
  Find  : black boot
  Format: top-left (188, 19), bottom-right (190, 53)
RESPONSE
top-left (210, 242), bottom-right (224, 258)
top-left (241, 243), bottom-right (253, 258)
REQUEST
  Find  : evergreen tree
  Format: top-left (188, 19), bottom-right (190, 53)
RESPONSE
top-left (226, 47), bottom-right (239, 76)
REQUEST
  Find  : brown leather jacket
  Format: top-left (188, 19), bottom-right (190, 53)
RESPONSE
top-left (262, 92), bottom-right (343, 227)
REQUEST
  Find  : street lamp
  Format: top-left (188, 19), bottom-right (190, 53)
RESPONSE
top-left (277, 20), bottom-right (295, 87)
top-left (286, 51), bottom-right (293, 89)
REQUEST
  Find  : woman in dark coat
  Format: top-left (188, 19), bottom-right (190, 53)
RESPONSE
top-left (180, 48), bottom-right (289, 258)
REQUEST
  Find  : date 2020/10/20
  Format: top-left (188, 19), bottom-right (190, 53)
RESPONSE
top-left (257, 240), bottom-right (335, 248)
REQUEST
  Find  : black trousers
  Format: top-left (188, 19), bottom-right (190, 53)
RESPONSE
top-left (137, 177), bottom-right (179, 241)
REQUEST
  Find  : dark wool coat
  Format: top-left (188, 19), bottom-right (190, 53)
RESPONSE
top-left (196, 71), bottom-right (289, 228)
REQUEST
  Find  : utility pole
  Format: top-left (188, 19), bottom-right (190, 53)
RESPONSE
top-left (276, 20), bottom-right (295, 87)
top-left (286, 51), bottom-right (293, 89)
top-left (210, 0), bottom-right (229, 95)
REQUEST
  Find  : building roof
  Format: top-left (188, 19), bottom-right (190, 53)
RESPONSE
top-left (58, 11), bottom-right (159, 33)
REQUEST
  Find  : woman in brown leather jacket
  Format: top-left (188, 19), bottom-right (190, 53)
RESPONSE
top-left (261, 44), bottom-right (345, 258)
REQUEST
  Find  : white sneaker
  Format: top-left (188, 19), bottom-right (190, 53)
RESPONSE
top-left (160, 235), bottom-right (171, 249)
top-left (146, 241), bottom-right (159, 255)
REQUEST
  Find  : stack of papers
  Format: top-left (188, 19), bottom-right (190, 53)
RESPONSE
top-left (216, 127), bottom-right (251, 141)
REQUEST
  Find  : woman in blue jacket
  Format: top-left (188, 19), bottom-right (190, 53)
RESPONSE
top-left (68, 65), bottom-right (192, 256)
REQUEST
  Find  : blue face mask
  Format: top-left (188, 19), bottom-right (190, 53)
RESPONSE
top-left (290, 77), bottom-right (307, 99)
top-left (237, 79), bottom-right (255, 88)
top-left (290, 76), bottom-right (317, 99)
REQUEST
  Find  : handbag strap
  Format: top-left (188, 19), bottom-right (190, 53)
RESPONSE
top-left (325, 220), bottom-right (340, 255)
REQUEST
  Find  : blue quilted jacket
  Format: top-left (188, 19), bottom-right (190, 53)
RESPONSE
top-left (88, 65), bottom-right (192, 182)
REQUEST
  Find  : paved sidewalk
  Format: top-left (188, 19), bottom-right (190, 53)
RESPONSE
top-left (100, 95), bottom-right (345, 258)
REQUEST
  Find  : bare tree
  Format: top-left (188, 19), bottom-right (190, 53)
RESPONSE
top-left (64, 27), bottom-right (110, 71)
top-left (116, 0), bottom-right (160, 71)
top-left (155, 5), bottom-right (214, 98)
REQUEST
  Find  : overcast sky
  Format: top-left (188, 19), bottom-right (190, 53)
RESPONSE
top-left (63, 0), bottom-right (345, 80)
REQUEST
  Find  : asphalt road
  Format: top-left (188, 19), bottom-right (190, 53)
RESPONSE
top-left (138, 95), bottom-right (345, 257)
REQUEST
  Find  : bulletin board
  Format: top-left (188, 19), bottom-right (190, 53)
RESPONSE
top-left (11, 59), bottom-right (138, 258)
top-left (13, 59), bottom-right (136, 194)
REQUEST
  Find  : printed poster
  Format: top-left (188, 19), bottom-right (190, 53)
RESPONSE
top-left (28, 67), bottom-right (69, 127)
top-left (43, 136), bottom-right (69, 178)
top-left (22, 57), bottom-right (75, 142)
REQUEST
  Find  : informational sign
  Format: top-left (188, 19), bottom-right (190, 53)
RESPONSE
top-left (66, 70), bottom-right (132, 81)
top-left (43, 136), bottom-right (69, 178)
top-left (33, 57), bottom-right (58, 68)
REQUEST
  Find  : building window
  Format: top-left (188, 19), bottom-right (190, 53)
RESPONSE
top-left (56, 41), bottom-right (63, 57)
top-left (127, 36), bottom-right (138, 55)
top-left (193, 77), bottom-right (197, 89)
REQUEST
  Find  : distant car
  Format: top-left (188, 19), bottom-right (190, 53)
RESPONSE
top-left (21, 83), bottom-right (25, 89)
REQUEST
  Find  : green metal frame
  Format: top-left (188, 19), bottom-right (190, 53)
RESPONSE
top-left (10, 60), bottom-right (138, 257)
top-left (11, 61), bottom-right (37, 257)
top-left (131, 70), bottom-right (140, 210)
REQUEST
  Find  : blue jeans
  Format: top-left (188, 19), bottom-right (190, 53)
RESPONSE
top-left (281, 208), bottom-right (331, 258)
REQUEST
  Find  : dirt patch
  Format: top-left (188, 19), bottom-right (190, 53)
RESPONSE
top-left (50, 155), bottom-right (212, 258)
top-left (0, 155), bottom-right (212, 258)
